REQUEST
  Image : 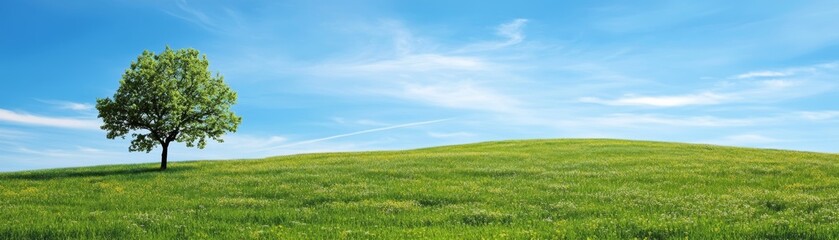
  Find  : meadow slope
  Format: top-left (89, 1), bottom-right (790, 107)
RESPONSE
top-left (2, 139), bottom-right (839, 239)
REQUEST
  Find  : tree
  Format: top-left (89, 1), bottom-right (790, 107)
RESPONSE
top-left (96, 46), bottom-right (241, 170)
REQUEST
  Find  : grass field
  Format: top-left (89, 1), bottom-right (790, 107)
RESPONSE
top-left (1, 139), bottom-right (839, 239)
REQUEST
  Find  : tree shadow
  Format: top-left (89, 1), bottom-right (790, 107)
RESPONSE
top-left (0, 166), bottom-right (196, 181)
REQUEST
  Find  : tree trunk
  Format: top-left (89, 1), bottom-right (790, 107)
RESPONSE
top-left (161, 141), bottom-right (169, 170)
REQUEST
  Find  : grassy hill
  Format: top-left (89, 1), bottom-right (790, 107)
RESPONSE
top-left (2, 139), bottom-right (839, 239)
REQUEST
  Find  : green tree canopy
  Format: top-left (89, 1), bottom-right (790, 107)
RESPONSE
top-left (96, 46), bottom-right (241, 170)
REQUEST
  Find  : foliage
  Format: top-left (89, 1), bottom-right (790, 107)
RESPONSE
top-left (96, 46), bottom-right (240, 169)
top-left (1, 139), bottom-right (839, 239)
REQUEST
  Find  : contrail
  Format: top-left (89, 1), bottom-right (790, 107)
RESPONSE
top-left (264, 118), bottom-right (453, 150)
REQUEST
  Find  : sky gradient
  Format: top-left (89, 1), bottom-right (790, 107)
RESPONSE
top-left (1, 0), bottom-right (838, 172)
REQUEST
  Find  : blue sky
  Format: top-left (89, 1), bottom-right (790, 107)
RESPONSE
top-left (1, 0), bottom-right (838, 172)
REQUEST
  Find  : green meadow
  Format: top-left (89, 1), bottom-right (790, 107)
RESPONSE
top-left (2, 139), bottom-right (839, 239)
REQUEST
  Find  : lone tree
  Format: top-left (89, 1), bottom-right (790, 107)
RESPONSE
top-left (96, 46), bottom-right (241, 170)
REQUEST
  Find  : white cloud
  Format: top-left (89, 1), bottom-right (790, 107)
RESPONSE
top-left (77, 146), bottom-right (105, 153)
top-left (735, 71), bottom-right (790, 79)
top-left (0, 109), bottom-right (100, 130)
top-left (224, 134), bottom-right (288, 149)
top-left (310, 20), bottom-right (504, 75)
top-left (580, 62), bottom-right (836, 108)
top-left (758, 79), bottom-right (796, 89)
top-left (37, 100), bottom-right (94, 111)
top-left (0, 128), bottom-right (30, 139)
top-left (457, 18), bottom-right (529, 52)
top-left (172, 0), bottom-right (217, 30)
top-left (798, 111), bottom-right (839, 120)
top-left (308, 20), bottom-right (525, 115)
top-left (340, 54), bottom-right (486, 72)
top-left (395, 82), bottom-right (521, 113)
top-left (384, 20), bottom-right (418, 56)
top-left (497, 18), bottom-right (528, 46)
top-left (15, 146), bottom-right (119, 159)
top-left (731, 62), bottom-right (838, 79)
top-left (63, 103), bottom-right (93, 111)
top-left (579, 92), bottom-right (727, 107)
top-left (586, 114), bottom-right (758, 127)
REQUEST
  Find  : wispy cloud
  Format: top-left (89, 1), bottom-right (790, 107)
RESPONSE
top-left (308, 19), bottom-right (528, 115)
top-left (579, 92), bottom-right (726, 107)
top-left (77, 146), bottom-right (105, 153)
top-left (163, 0), bottom-right (224, 33)
top-left (224, 134), bottom-right (288, 149)
top-left (393, 82), bottom-right (521, 113)
top-left (385, 20), bottom-right (419, 56)
top-left (797, 111), bottom-right (839, 120)
top-left (62, 103), bottom-right (93, 111)
top-left (731, 62), bottom-right (838, 79)
top-left (0, 128), bottom-right (30, 139)
top-left (339, 54), bottom-right (487, 72)
top-left (37, 100), bottom-right (94, 111)
top-left (586, 114), bottom-right (760, 127)
top-left (264, 118), bottom-right (451, 150)
top-left (497, 18), bottom-right (529, 46)
top-left (14, 146), bottom-right (119, 159)
top-left (735, 71), bottom-right (790, 79)
top-left (458, 18), bottom-right (529, 52)
top-left (0, 108), bottom-right (100, 130)
top-left (580, 62), bottom-right (836, 107)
